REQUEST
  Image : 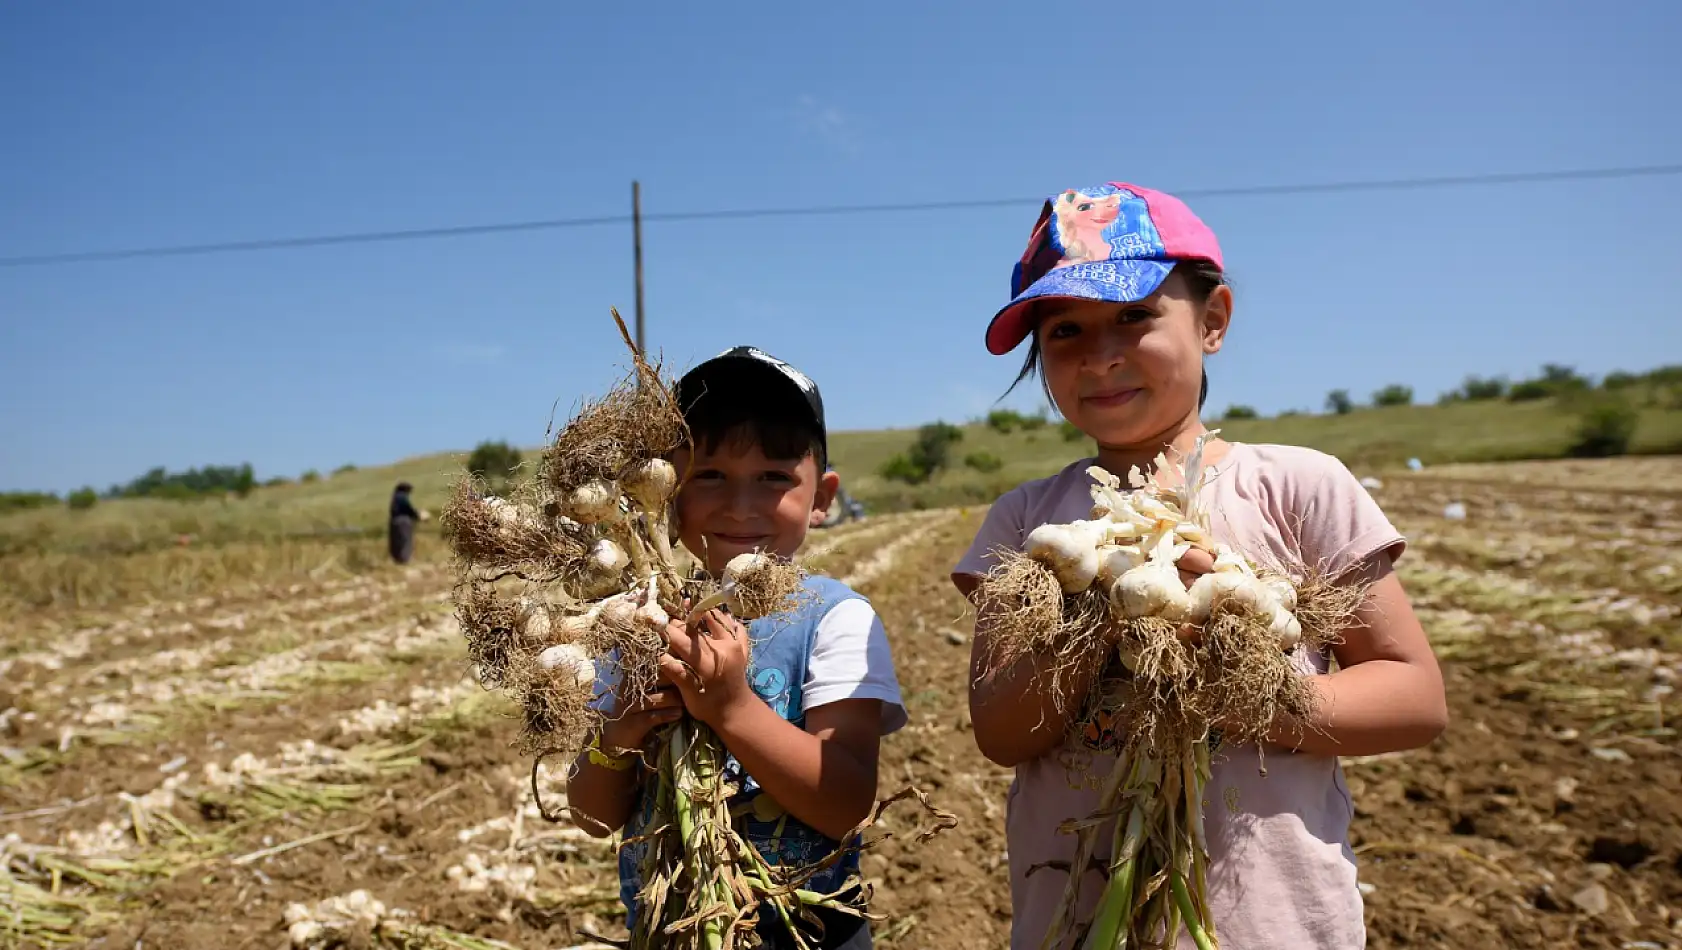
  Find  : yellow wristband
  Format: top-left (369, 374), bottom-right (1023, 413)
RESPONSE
top-left (587, 739), bottom-right (634, 772)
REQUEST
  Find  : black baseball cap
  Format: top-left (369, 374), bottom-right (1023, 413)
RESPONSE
top-left (676, 346), bottom-right (827, 458)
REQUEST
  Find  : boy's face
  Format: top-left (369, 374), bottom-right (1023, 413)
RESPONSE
top-left (672, 440), bottom-right (839, 575)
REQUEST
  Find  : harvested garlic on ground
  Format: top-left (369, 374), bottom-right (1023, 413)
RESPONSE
top-left (565, 479), bottom-right (621, 524)
top-left (1025, 522), bottom-right (1104, 593)
top-left (538, 643), bottom-right (596, 688)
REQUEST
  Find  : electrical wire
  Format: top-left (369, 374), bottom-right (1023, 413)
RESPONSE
top-left (3, 162), bottom-right (1679, 268)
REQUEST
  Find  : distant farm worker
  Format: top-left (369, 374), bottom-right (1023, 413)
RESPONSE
top-left (951, 181), bottom-right (1449, 948)
top-left (388, 482), bottom-right (421, 564)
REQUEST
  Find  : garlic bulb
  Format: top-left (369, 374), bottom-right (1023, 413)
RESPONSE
top-left (622, 459), bottom-right (678, 511)
top-left (1262, 576), bottom-right (1298, 613)
top-left (1096, 544), bottom-right (1144, 584)
top-left (1025, 522), bottom-right (1104, 593)
top-left (599, 593), bottom-right (638, 629)
top-left (1114, 560), bottom-right (1192, 619)
top-left (517, 599), bottom-right (551, 643)
top-left (589, 539), bottom-right (629, 575)
top-left (564, 479), bottom-right (621, 524)
top-left (1268, 607), bottom-right (1303, 651)
top-left (537, 643), bottom-right (597, 688)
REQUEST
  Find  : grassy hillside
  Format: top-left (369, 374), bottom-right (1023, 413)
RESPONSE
top-left (2, 389), bottom-right (1678, 612)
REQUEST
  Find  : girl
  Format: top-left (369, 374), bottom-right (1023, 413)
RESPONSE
top-left (950, 182), bottom-right (1448, 948)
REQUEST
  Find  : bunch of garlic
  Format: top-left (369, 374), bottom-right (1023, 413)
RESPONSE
top-left (1021, 446), bottom-right (1302, 651)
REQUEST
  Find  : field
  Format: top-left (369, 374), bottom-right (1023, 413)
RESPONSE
top-left (4, 455), bottom-right (1682, 949)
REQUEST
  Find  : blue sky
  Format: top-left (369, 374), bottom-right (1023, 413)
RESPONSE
top-left (2, 1), bottom-right (1679, 494)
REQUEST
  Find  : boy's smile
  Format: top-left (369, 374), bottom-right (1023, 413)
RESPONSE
top-left (672, 440), bottom-right (839, 575)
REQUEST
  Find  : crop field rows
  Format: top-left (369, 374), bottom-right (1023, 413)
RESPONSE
top-left (3, 459), bottom-right (1680, 949)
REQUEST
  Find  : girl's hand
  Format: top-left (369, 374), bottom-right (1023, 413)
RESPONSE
top-left (599, 683), bottom-right (685, 755)
top-left (1176, 547), bottom-right (1215, 589)
top-left (659, 608), bottom-right (754, 726)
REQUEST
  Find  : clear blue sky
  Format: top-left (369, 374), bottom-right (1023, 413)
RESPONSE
top-left (3, 1), bottom-right (1679, 494)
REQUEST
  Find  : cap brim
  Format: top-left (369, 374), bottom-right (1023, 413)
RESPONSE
top-left (984, 259), bottom-right (1175, 356)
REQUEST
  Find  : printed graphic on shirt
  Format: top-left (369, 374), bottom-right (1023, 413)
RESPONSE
top-left (751, 666), bottom-right (790, 718)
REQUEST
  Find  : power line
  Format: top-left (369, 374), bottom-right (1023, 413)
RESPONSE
top-left (3, 161), bottom-right (1680, 269)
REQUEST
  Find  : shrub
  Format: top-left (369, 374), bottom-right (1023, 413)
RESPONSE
top-left (467, 440), bottom-right (523, 485)
top-left (300, 469), bottom-right (321, 484)
top-left (985, 409), bottom-right (1023, 434)
top-left (263, 476), bottom-right (291, 488)
top-left (881, 422), bottom-right (964, 484)
top-left (1371, 384), bottom-right (1414, 407)
top-left (1325, 389), bottom-right (1354, 415)
top-left (879, 453), bottom-right (928, 485)
top-left (1507, 379), bottom-right (1552, 402)
top-left (66, 487), bottom-right (98, 511)
top-left (1221, 405), bottom-right (1258, 420)
top-left (1568, 397), bottom-right (1639, 458)
top-left (332, 463), bottom-right (358, 476)
top-left (1019, 410), bottom-right (1048, 431)
top-left (908, 422), bottom-right (963, 474)
top-left (1060, 420), bottom-right (1086, 442)
top-left (1458, 375), bottom-right (1508, 401)
top-left (0, 492), bottom-right (59, 514)
top-left (963, 451), bottom-right (1004, 473)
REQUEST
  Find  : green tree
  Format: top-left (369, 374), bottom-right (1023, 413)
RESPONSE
top-left (67, 487), bottom-right (98, 511)
top-left (1325, 389), bottom-right (1354, 415)
top-left (467, 440), bottom-right (523, 486)
top-left (1371, 384), bottom-right (1414, 407)
top-left (1568, 397), bottom-right (1639, 458)
top-left (1221, 405), bottom-right (1258, 420)
top-left (985, 409), bottom-right (1022, 434)
top-left (1060, 420), bottom-right (1086, 442)
top-left (963, 451), bottom-right (1004, 473)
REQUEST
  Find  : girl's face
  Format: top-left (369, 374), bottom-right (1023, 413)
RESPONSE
top-left (1035, 271), bottom-right (1231, 449)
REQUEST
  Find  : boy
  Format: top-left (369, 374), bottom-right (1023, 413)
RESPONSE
top-left (567, 346), bottom-right (908, 950)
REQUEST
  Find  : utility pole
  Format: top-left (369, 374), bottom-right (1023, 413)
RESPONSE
top-left (632, 180), bottom-right (645, 354)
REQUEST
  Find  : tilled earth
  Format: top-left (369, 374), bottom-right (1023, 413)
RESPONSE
top-left (3, 458), bottom-right (1680, 949)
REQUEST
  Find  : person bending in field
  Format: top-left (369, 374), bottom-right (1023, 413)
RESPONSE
top-left (387, 482), bottom-right (422, 564)
top-left (567, 346), bottom-right (908, 950)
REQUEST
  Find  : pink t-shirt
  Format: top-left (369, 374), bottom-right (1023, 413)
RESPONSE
top-left (952, 442), bottom-right (1406, 950)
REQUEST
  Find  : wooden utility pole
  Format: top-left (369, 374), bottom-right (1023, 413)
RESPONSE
top-left (632, 180), bottom-right (645, 354)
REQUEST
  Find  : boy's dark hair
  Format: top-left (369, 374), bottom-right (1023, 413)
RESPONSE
top-left (1003, 259), bottom-right (1227, 411)
top-left (682, 396), bottom-right (828, 473)
top-left (676, 350), bottom-right (829, 472)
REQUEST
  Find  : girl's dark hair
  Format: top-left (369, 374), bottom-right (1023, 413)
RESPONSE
top-left (1003, 259), bottom-right (1228, 410)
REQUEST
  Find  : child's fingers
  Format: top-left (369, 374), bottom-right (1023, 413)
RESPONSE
top-left (702, 608), bottom-right (743, 642)
top-left (657, 653), bottom-right (701, 692)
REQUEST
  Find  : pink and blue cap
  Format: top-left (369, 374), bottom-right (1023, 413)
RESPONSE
top-left (985, 182), bottom-right (1224, 356)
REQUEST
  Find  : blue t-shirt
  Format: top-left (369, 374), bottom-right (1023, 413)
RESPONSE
top-left (607, 575), bottom-right (872, 944)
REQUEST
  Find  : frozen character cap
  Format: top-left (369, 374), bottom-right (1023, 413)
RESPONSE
top-left (676, 346), bottom-right (828, 458)
top-left (985, 182), bottom-right (1224, 356)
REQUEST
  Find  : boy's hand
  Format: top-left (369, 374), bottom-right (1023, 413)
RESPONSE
top-left (659, 608), bottom-right (754, 726)
top-left (599, 683), bottom-right (684, 756)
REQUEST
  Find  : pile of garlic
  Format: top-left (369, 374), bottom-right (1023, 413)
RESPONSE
top-left (1022, 449), bottom-right (1302, 651)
